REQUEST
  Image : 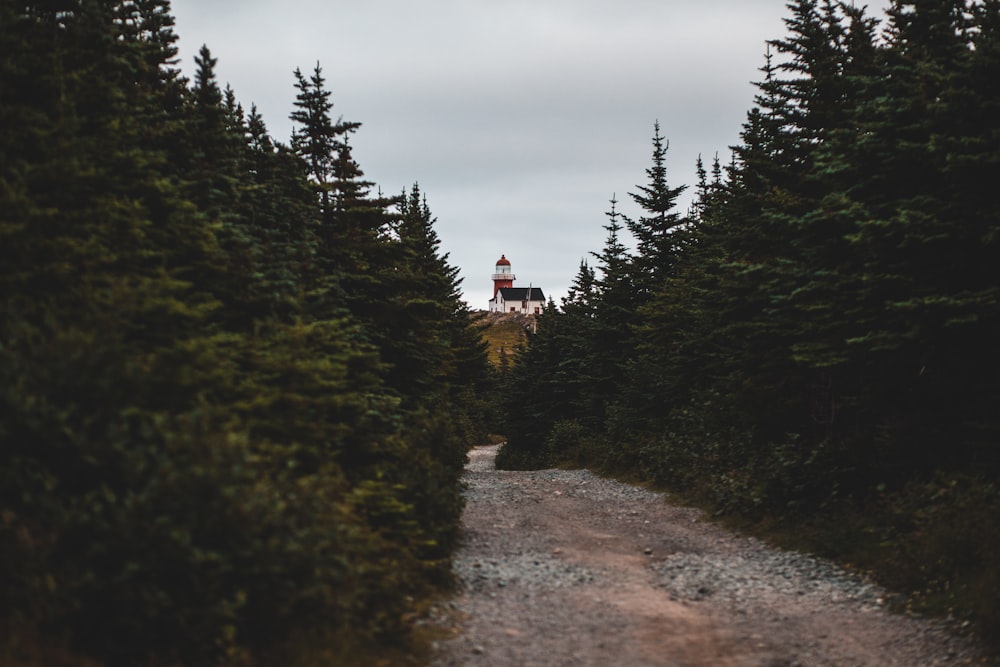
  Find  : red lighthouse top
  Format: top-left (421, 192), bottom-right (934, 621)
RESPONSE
top-left (492, 254), bottom-right (515, 297)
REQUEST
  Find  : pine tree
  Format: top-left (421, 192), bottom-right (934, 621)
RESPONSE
top-left (588, 195), bottom-right (637, 432)
top-left (558, 259), bottom-right (601, 430)
top-left (614, 123), bottom-right (691, 434)
top-left (288, 62), bottom-right (398, 329)
top-left (389, 184), bottom-right (491, 549)
top-left (622, 122), bottom-right (687, 298)
top-left (290, 62), bottom-right (361, 222)
top-left (185, 45), bottom-right (241, 218)
top-left (238, 105), bottom-right (319, 321)
top-left (636, 151), bottom-right (733, 434)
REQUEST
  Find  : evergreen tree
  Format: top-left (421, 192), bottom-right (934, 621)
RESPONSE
top-left (615, 124), bottom-right (690, 433)
top-left (289, 62), bottom-right (358, 221)
top-left (186, 45), bottom-right (238, 215)
top-left (288, 62), bottom-right (398, 329)
top-left (622, 122), bottom-right (687, 297)
top-left (388, 184), bottom-right (491, 550)
top-left (588, 195), bottom-right (637, 432)
top-left (245, 105), bottom-right (319, 321)
top-left (557, 259), bottom-right (601, 431)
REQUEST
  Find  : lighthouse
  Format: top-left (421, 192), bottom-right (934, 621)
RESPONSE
top-left (487, 254), bottom-right (545, 314)
top-left (492, 254), bottom-right (515, 297)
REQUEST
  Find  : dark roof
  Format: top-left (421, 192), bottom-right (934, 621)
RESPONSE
top-left (498, 287), bottom-right (545, 301)
top-left (496, 254), bottom-right (511, 266)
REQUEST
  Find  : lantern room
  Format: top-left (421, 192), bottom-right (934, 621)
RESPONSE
top-left (491, 254), bottom-right (515, 296)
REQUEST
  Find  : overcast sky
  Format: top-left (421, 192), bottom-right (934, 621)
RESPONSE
top-left (169, 0), bottom-right (889, 309)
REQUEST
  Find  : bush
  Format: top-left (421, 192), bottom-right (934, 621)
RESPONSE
top-left (871, 475), bottom-right (1000, 646)
top-left (544, 420), bottom-right (585, 462)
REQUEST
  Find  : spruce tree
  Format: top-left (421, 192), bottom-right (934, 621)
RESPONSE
top-left (290, 62), bottom-right (358, 221)
top-left (588, 195), bottom-right (638, 433)
top-left (616, 124), bottom-right (689, 433)
top-left (623, 122), bottom-right (687, 298)
top-left (558, 259), bottom-right (601, 430)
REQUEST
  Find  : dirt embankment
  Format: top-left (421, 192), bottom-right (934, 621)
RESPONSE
top-left (429, 444), bottom-right (986, 667)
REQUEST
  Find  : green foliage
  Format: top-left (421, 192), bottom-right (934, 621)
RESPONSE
top-left (0, 4), bottom-right (490, 665)
top-left (878, 476), bottom-right (1000, 636)
top-left (543, 420), bottom-right (587, 462)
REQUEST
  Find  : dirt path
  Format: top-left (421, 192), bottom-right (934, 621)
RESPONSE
top-left (429, 444), bottom-right (985, 667)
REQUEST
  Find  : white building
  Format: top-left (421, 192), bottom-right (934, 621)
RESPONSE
top-left (487, 254), bottom-right (546, 314)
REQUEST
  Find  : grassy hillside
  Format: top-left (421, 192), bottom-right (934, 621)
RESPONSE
top-left (474, 311), bottom-right (534, 365)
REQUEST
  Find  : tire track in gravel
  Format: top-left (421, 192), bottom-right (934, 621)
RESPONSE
top-left (429, 444), bottom-right (985, 667)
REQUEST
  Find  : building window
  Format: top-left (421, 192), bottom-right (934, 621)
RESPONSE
top-left (534, 307), bottom-right (540, 315)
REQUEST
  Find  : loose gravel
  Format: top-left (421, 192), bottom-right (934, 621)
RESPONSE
top-left (429, 444), bottom-right (986, 667)
top-left (653, 548), bottom-right (883, 609)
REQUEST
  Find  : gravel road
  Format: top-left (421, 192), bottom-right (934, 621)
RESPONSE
top-left (429, 444), bottom-right (986, 667)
